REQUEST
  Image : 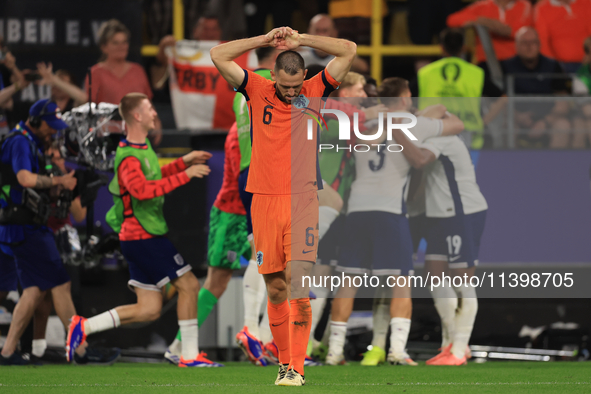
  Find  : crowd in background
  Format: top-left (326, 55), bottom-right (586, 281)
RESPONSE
top-left (1, 0), bottom-right (591, 149)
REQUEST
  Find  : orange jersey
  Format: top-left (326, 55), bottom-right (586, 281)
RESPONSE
top-left (534, 0), bottom-right (591, 63)
top-left (237, 69), bottom-right (340, 195)
top-left (447, 0), bottom-right (533, 64)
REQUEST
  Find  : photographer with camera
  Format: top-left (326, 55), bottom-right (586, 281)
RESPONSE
top-left (0, 99), bottom-right (117, 365)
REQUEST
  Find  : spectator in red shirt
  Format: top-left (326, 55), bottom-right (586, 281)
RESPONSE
top-left (85, 20), bottom-right (153, 104)
top-left (84, 20), bottom-right (159, 144)
top-left (534, 0), bottom-right (591, 72)
top-left (447, 0), bottom-right (533, 65)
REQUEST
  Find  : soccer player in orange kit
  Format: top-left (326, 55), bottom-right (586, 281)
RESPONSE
top-left (211, 27), bottom-right (355, 385)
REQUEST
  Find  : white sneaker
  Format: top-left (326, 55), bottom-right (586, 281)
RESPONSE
top-left (164, 339), bottom-right (182, 365)
top-left (325, 352), bottom-right (346, 365)
top-left (387, 351), bottom-right (418, 366)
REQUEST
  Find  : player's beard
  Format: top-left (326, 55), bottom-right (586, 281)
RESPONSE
top-left (276, 87), bottom-right (295, 104)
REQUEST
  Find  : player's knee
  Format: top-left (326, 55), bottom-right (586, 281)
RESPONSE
top-left (140, 306), bottom-right (161, 322)
top-left (51, 281), bottom-right (71, 295)
top-left (174, 272), bottom-right (199, 295)
top-left (266, 282), bottom-right (287, 302)
top-left (24, 286), bottom-right (45, 300)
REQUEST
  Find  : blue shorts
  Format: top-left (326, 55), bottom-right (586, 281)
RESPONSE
top-left (317, 214), bottom-right (345, 266)
top-left (337, 211), bottom-right (414, 276)
top-left (410, 210), bottom-right (487, 269)
top-left (11, 227), bottom-right (70, 291)
top-left (120, 237), bottom-right (192, 292)
top-left (238, 167), bottom-right (253, 235)
top-left (0, 246), bottom-right (17, 292)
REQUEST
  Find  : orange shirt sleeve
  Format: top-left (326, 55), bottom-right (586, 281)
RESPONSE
top-left (447, 1), bottom-right (485, 27)
top-left (235, 69), bottom-right (272, 102)
top-left (305, 69), bottom-right (341, 98)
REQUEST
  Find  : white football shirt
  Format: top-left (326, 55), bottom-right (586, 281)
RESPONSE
top-left (347, 116), bottom-right (443, 215)
top-left (420, 135), bottom-right (488, 217)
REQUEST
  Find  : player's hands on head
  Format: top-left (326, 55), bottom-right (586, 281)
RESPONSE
top-left (185, 164), bottom-right (211, 179)
top-left (264, 27), bottom-right (299, 49)
top-left (280, 28), bottom-right (301, 50)
top-left (264, 27), bottom-right (286, 47)
top-left (183, 150), bottom-right (212, 166)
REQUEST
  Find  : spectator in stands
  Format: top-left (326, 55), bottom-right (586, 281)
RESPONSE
top-left (152, 16), bottom-right (244, 130)
top-left (363, 76), bottom-right (378, 99)
top-left (36, 63), bottom-right (87, 112)
top-left (534, 0), bottom-right (591, 73)
top-left (328, 0), bottom-right (388, 45)
top-left (192, 15), bottom-right (223, 41)
top-left (86, 20), bottom-right (152, 104)
top-left (151, 16), bottom-right (223, 95)
top-left (86, 19), bottom-right (158, 144)
top-left (502, 27), bottom-right (571, 149)
top-left (447, 0), bottom-right (533, 66)
top-left (416, 28), bottom-right (503, 149)
top-left (299, 14), bottom-right (369, 73)
top-left (576, 36), bottom-right (591, 94)
top-left (572, 36), bottom-right (591, 148)
top-left (0, 45), bottom-right (29, 135)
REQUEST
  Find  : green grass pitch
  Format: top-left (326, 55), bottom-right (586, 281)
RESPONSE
top-left (0, 362), bottom-right (589, 393)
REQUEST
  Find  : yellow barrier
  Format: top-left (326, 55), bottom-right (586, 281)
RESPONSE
top-left (141, 0), bottom-right (184, 57)
top-left (140, 0), bottom-right (442, 83)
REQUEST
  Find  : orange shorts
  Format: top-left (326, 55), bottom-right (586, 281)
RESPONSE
top-left (251, 191), bottom-right (319, 274)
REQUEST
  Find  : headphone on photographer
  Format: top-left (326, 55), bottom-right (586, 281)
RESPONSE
top-left (29, 100), bottom-right (59, 128)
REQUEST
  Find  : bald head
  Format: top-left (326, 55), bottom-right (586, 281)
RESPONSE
top-left (515, 26), bottom-right (538, 43)
top-left (308, 14), bottom-right (337, 38)
top-left (515, 26), bottom-right (540, 61)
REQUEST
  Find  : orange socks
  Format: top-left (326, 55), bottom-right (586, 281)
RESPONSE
top-left (289, 298), bottom-right (311, 376)
top-left (267, 298), bottom-right (290, 365)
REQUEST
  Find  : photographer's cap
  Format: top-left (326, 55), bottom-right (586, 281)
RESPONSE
top-left (29, 99), bottom-right (69, 130)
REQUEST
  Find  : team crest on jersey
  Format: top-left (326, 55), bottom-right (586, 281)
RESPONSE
top-left (144, 158), bottom-right (151, 169)
top-left (256, 251), bottom-right (264, 267)
top-left (292, 95), bottom-right (309, 109)
top-left (173, 254), bottom-right (184, 266)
